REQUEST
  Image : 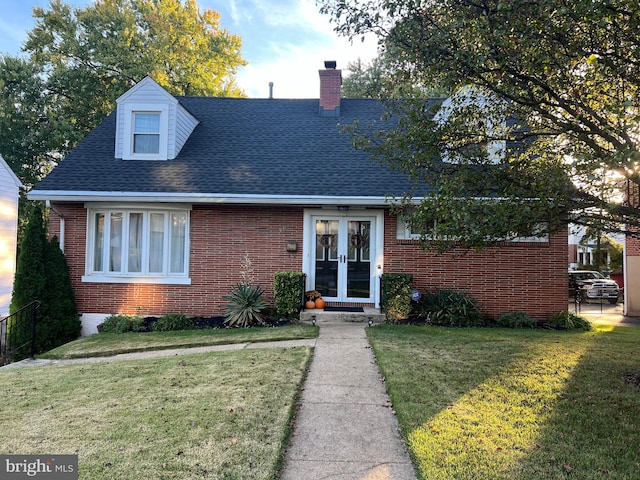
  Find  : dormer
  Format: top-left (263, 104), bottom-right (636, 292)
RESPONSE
top-left (435, 85), bottom-right (509, 164)
top-left (115, 76), bottom-right (199, 160)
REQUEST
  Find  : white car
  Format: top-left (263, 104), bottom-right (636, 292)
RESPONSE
top-left (568, 270), bottom-right (620, 304)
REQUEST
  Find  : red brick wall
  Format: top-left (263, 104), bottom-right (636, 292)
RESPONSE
top-left (384, 211), bottom-right (568, 320)
top-left (50, 203), bottom-right (568, 320)
top-left (50, 203), bottom-right (303, 317)
top-left (627, 232), bottom-right (640, 256)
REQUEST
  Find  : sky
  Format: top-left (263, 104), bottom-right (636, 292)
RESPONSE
top-left (0, 0), bottom-right (380, 98)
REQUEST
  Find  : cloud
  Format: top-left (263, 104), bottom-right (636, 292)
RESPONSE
top-left (224, 0), bottom-right (380, 98)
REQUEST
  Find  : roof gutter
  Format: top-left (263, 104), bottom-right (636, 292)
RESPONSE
top-left (27, 191), bottom-right (406, 206)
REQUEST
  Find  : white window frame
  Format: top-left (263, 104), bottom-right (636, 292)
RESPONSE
top-left (83, 204), bottom-right (191, 284)
top-left (122, 104), bottom-right (169, 160)
top-left (396, 216), bottom-right (548, 243)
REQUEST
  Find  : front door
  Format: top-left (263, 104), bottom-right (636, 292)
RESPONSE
top-left (311, 216), bottom-right (376, 303)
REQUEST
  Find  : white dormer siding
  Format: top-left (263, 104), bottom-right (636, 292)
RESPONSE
top-left (115, 77), bottom-right (199, 160)
top-left (435, 85), bottom-right (508, 164)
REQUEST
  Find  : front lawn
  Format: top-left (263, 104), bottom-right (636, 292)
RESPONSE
top-left (40, 323), bottom-right (318, 359)
top-left (0, 347), bottom-right (311, 480)
top-left (368, 324), bottom-right (640, 480)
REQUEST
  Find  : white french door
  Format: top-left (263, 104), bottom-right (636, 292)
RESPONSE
top-left (310, 214), bottom-right (377, 303)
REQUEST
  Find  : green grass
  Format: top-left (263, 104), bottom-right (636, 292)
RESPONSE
top-left (0, 347), bottom-right (312, 480)
top-left (40, 324), bottom-right (318, 359)
top-left (367, 324), bottom-right (640, 480)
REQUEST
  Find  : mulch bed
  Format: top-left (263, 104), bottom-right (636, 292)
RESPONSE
top-left (139, 316), bottom-right (293, 332)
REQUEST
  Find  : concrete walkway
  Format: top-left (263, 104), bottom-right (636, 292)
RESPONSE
top-left (280, 321), bottom-right (417, 480)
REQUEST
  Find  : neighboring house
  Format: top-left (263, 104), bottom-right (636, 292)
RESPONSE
top-left (568, 225), bottom-right (624, 270)
top-left (28, 63), bottom-right (568, 335)
top-left (0, 155), bottom-right (23, 317)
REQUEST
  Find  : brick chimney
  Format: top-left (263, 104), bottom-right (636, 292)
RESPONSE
top-left (319, 60), bottom-right (341, 117)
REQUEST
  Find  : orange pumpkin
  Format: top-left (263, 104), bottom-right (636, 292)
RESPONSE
top-left (314, 298), bottom-right (325, 309)
top-left (305, 300), bottom-right (316, 310)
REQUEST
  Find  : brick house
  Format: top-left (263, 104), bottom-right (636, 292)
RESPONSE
top-left (28, 63), bottom-right (568, 335)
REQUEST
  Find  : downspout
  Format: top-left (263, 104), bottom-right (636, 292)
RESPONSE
top-left (45, 200), bottom-right (65, 252)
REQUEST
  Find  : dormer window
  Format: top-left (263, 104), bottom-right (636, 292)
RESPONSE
top-left (133, 112), bottom-right (161, 154)
top-left (115, 77), bottom-right (199, 160)
top-left (122, 104), bottom-right (169, 160)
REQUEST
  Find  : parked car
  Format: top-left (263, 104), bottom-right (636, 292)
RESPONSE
top-left (568, 270), bottom-right (620, 304)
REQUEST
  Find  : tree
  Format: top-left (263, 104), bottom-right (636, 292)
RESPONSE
top-left (10, 204), bottom-right (47, 315)
top-left (40, 236), bottom-right (81, 351)
top-left (342, 56), bottom-right (448, 99)
top-left (10, 206), bottom-right (80, 354)
top-left (320, 0), bottom-right (640, 250)
top-left (1, 0), bottom-right (246, 188)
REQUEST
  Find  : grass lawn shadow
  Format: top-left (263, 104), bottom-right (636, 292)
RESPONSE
top-left (368, 324), bottom-right (640, 480)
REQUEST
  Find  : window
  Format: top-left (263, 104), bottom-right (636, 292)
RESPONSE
top-left (133, 113), bottom-right (160, 154)
top-left (121, 104), bottom-right (169, 160)
top-left (396, 212), bottom-right (436, 240)
top-left (396, 214), bottom-right (548, 243)
top-left (85, 207), bottom-right (190, 284)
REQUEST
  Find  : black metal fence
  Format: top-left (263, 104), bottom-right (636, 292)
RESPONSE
top-left (0, 300), bottom-right (40, 366)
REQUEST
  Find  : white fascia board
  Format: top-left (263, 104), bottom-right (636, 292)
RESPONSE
top-left (27, 190), bottom-right (402, 206)
top-left (0, 155), bottom-right (23, 188)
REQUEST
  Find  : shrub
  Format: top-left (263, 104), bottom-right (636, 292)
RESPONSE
top-left (152, 313), bottom-right (194, 331)
top-left (419, 289), bottom-right (482, 327)
top-left (99, 314), bottom-right (144, 333)
top-left (381, 273), bottom-right (413, 323)
top-left (223, 283), bottom-right (268, 328)
top-left (10, 205), bottom-right (80, 356)
top-left (545, 311), bottom-right (592, 331)
top-left (497, 311), bottom-right (537, 329)
top-left (273, 272), bottom-right (305, 319)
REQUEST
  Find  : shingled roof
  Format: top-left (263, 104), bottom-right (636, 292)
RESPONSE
top-left (30, 95), bottom-right (427, 205)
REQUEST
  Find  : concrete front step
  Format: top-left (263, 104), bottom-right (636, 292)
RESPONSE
top-left (300, 307), bottom-right (385, 324)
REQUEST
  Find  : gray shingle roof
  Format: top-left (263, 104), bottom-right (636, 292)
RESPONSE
top-left (31, 97), bottom-right (425, 202)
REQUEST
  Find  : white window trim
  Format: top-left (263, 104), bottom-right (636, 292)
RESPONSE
top-left (122, 104), bottom-right (169, 160)
top-left (83, 205), bottom-right (191, 285)
top-left (396, 216), bottom-right (548, 243)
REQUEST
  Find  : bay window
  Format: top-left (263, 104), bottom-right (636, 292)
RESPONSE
top-left (85, 206), bottom-right (190, 284)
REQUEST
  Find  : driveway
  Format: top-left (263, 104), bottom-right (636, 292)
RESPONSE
top-left (569, 300), bottom-right (640, 327)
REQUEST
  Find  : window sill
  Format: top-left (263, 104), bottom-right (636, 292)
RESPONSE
top-left (82, 275), bottom-right (191, 285)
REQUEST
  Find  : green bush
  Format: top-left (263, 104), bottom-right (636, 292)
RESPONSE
top-left (10, 205), bottom-right (80, 357)
top-left (497, 311), bottom-right (537, 329)
top-left (545, 311), bottom-right (592, 331)
top-left (273, 271), bottom-right (305, 320)
top-left (152, 313), bottom-right (194, 331)
top-left (223, 283), bottom-right (268, 327)
top-left (419, 289), bottom-right (482, 327)
top-left (99, 314), bottom-right (144, 333)
top-left (381, 273), bottom-right (413, 323)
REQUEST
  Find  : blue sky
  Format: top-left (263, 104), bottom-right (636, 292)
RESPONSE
top-left (0, 0), bottom-right (379, 98)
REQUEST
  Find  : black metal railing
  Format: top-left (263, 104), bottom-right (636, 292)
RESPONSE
top-left (0, 300), bottom-right (40, 366)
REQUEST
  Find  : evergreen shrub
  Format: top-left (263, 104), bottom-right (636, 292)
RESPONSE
top-left (152, 313), bottom-right (194, 331)
top-left (418, 289), bottom-right (482, 327)
top-left (497, 311), bottom-right (537, 329)
top-left (99, 314), bottom-right (144, 333)
top-left (273, 271), bottom-right (305, 320)
top-left (10, 205), bottom-right (80, 356)
top-left (381, 273), bottom-right (413, 323)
